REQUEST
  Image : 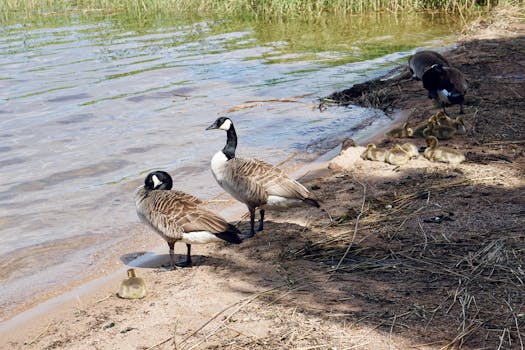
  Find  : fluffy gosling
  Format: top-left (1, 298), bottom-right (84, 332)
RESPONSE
top-left (424, 136), bottom-right (465, 165)
top-left (385, 144), bottom-right (411, 166)
top-left (386, 122), bottom-right (413, 139)
top-left (400, 142), bottom-right (419, 159)
top-left (118, 269), bottom-right (146, 299)
top-left (360, 144), bottom-right (388, 162)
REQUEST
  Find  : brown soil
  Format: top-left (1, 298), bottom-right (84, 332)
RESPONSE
top-left (1, 6), bottom-right (524, 350)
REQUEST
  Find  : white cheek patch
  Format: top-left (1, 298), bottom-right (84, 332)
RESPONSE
top-left (152, 175), bottom-right (162, 189)
top-left (219, 119), bottom-right (232, 131)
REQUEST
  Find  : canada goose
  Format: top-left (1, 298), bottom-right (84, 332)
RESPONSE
top-left (386, 122), bottom-right (413, 139)
top-left (424, 136), bottom-right (465, 164)
top-left (422, 64), bottom-right (468, 114)
top-left (423, 120), bottom-right (456, 140)
top-left (118, 268), bottom-right (146, 299)
top-left (400, 142), bottom-right (419, 159)
top-left (436, 112), bottom-right (466, 135)
top-left (385, 144), bottom-right (411, 166)
top-left (206, 117), bottom-right (319, 238)
top-left (408, 50), bottom-right (450, 80)
top-left (360, 144), bottom-right (388, 162)
top-left (135, 170), bottom-right (242, 268)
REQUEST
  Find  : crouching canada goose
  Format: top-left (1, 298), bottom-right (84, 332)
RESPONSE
top-left (422, 64), bottom-right (468, 114)
top-left (385, 144), bottom-right (411, 166)
top-left (206, 117), bottom-right (319, 238)
top-left (424, 136), bottom-right (465, 164)
top-left (118, 269), bottom-right (146, 299)
top-left (408, 50), bottom-right (450, 80)
top-left (360, 144), bottom-right (387, 162)
top-left (386, 122), bottom-right (413, 139)
top-left (135, 170), bottom-right (242, 268)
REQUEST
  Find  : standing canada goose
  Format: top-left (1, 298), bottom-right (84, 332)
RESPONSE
top-left (360, 144), bottom-right (388, 162)
top-left (400, 142), bottom-right (419, 159)
top-left (205, 117), bottom-right (319, 238)
top-left (408, 50), bottom-right (450, 80)
top-left (424, 136), bottom-right (465, 164)
top-left (386, 122), bottom-right (413, 139)
top-left (422, 64), bottom-right (468, 114)
top-left (423, 119), bottom-right (456, 140)
top-left (118, 269), bottom-right (147, 299)
top-left (385, 144), bottom-right (411, 166)
top-left (135, 170), bottom-right (242, 268)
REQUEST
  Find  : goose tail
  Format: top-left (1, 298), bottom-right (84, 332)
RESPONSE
top-left (304, 198), bottom-right (320, 208)
top-left (215, 224), bottom-right (243, 244)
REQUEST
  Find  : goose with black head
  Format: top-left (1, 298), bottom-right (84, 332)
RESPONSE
top-left (206, 117), bottom-right (320, 239)
top-left (135, 170), bottom-right (242, 269)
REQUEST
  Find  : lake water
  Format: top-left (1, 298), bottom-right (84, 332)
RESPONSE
top-left (0, 11), bottom-right (462, 320)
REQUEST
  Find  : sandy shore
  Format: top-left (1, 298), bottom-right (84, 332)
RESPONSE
top-left (1, 6), bottom-right (524, 350)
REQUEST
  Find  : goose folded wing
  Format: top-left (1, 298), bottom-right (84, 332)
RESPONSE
top-left (179, 208), bottom-right (230, 233)
top-left (237, 158), bottom-right (310, 199)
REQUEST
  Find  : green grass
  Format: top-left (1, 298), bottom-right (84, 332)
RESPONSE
top-left (1, 0), bottom-right (522, 22)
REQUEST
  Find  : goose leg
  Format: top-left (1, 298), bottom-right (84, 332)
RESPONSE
top-left (442, 104), bottom-right (450, 117)
top-left (257, 209), bottom-right (265, 231)
top-left (459, 103), bottom-right (465, 114)
top-left (167, 241), bottom-right (176, 270)
top-left (176, 244), bottom-right (192, 267)
top-left (243, 207), bottom-right (256, 239)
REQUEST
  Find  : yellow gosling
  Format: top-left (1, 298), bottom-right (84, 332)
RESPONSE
top-left (423, 120), bottom-right (456, 140)
top-left (424, 136), bottom-right (465, 165)
top-left (400, 142), bottom-right (419, 159)
top-left (385, 144), bottom-right (410, 166)
top-left (360, 144), bottom-right (388, 162)
top-left (118, 269), bottom-right (147, 299)
top-left (386, 122), bottom-right (414, 139)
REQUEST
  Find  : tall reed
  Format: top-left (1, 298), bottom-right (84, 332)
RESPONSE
top-left (1, 0), bottom-right (522, 20)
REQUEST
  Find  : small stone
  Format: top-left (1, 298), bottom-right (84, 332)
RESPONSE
top-left (103, 322), bottom-right (115, 329)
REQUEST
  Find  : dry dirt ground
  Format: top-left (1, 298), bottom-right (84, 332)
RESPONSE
top-left (2, 6), bottom-right (524, 350)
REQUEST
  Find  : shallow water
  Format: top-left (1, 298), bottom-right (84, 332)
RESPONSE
top-left (0, 11), bottom-right (462, 319)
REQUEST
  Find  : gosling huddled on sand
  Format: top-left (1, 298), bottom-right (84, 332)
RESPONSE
top-left (423, 136), bottom-right (466, 165)
top-left (361, 142), bottom-right (419, 166)
top-left (385, 111), bottom-right (466, 141)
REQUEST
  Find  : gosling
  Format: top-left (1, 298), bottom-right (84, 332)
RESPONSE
top-left (385, 144), bottom-right (411, 166)
top-left (423, 120), bottom-right (456, 140)
top-left (400, 142), bottom-right (419, 159)
top-left (424, 136), bottom-right (465, 165)
top-left (360, 144), bottom-right (388, 162)
top-left (118, 269), bottom-right (146, 299)
top-left (436, 112), bottom-right (466, 135)
top-left (386, 122), bottom-right (413, 139)
top-left (412, 115), bottom-right (438, 138)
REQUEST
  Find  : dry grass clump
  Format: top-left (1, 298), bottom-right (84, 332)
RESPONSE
top-left (289, 169), bottom-right (525, 349)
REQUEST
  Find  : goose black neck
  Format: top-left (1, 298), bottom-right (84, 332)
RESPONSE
top-left (222, 125), bottom-right (237, 160)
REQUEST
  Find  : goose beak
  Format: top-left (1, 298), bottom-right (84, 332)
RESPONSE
top-left (205, 122), bottom-right (218, 130)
